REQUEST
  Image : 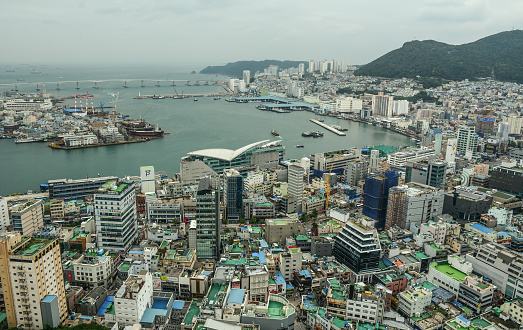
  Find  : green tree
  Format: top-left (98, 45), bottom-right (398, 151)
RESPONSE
top-left (239, 218), bottom-right (246, 224)
top-left (311, 208), bottom-right (318, 218)
top-left (223, 218), bottom-right (227, 225)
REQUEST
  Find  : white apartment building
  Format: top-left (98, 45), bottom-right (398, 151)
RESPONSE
top-left (419, 221), bottom-right (447, 245)
top-left (387, 148), bottom-right (436, 167)
top-left (393, 100), bottom-right (409, 115)
top-left (0, 197), bottom-right (9, 231)
top-left (505, 116), bottom-right (523, 135)
top-left (10, 199), bottom-right (44, 236)
top-left (457, 125), bottom-right (479, 157)
top-left (372, 92), bottom-right (393, 117)
top-left (114, 271), bottom-right (153, 326)
top-left (428, 256), bottom-right (473, 295)
top-left (72, 250), bottom-right (114, 289)
top-left (336, 96), bottom-right (363, 114)
top-left (244, 171), bottom-right (264, 191)
top-left (245, 266), bottom-right (269, 303)
top-left (279, 247), bottom-right (302, 281)
top-left (95, 181), bottom-right (137, 253)
top-left (3, 98), bottom-right (53, 111)
top-left (398, 287), bottom-right (432, 317)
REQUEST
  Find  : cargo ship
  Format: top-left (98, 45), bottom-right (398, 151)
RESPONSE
top-left (126, 124), bottom-right (164, 137)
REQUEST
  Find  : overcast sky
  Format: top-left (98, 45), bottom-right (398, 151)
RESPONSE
top-left (1, 0), bottom-right (521, 67)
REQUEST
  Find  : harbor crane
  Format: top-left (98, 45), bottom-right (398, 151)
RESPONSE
top-left (98, 95), bottom-right (110, 113)
top-left (140, 107), bottom-right (153, 121)
top-left (326, 164), bottom-right (334, 209)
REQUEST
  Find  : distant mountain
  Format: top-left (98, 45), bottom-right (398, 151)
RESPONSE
top-left (355, 30), bottom-right (523, 83)
top-left (200, 60), bottom-right (306, 78)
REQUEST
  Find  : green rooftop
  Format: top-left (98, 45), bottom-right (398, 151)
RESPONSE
top-left (330, 288), bottom-right (346, 301)
top-left (267, 300), bottom-right (285, 319)
top-left (13, 238), bottom-right (54, 257)
top-left (222, 257), bottom-right (246, 265)
top-left (415, 252), bottom-right (429, 259)
top-left (119, 263), bottom-right (131, 272)
top-left (416, 281), bottom-right (437, 291)
top-left (183, 300), bottom-right (200, 325)
top-left (431, 262), bottom-right (468, 281)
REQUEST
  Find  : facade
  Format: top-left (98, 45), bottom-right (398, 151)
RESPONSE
top-left (363, 171), bottom-right (399, 229)
top-left (397, 287), bottom-right (432, 317)
top-left (490, 164), bottom-right (523, 197)
top-left (385, 183), bottom-right (444, 230)
top-left (244, 266), bottom-right (269, 303)
top-left (72, 250), bottom-right (116, 289)
top-left (457, 125), bottom-right (479, 156)
top-left (0, 237), bottom-right (67, 329)
top-left (146, 201), bottom-right (183, 223)
top-left (196, 177), bottom-right (221, 260)
top-left (180, 140), bottom-right (284, 182)
top-left (140, 166), bottom-right (155, 194)
top-left (372, 92), bottom-right (393, 117)
top-left (10, 199), bottom-right (44, 236)
top-left (388, 148), bottom-right (436, 168)
top-left (457, 276), bottom-right (495, 314)
top-left (0, 197), bottom-right (8, 231)
top-left (312, 151), bottom-right (359, 172)
top-left (287, 165), bottom-right (304, 213)
top-left (333, 218), bottom-right (381, 274)
top-left (311, 236), bottom-right (333, 258)
top-left (224, 169), bottom-right (243, 224)
top-left (345, 160), bottom-right (368, 186)
top-left (46, 176), bottom-right (118, 201)
top-left (427, 256), bottom-right (472, 295)
top-left (405, 159), bottom-right (447, 189)
top-left (279, 247), bottom-right (302, 281)
top-left (114, 271), bottom-right (153, 326)
top-left (264, 218), bottom-right (305, 244)
top-left (95, 180), bottom-right (138, 253)
top-left (443, 186), bottom-right (493, 222)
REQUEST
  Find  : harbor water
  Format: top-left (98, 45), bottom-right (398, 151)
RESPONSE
top-left (0, 64), bottom-right (414, 195)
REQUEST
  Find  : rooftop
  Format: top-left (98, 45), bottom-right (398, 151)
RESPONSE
top-left (183, 300), bottom-right (200, 325)
top-left (188, 140), bottom-right (270, 162)
top-left (12, 238), bottom-right (55, 257)
top-left (431, 262), bottom-right (468, 281)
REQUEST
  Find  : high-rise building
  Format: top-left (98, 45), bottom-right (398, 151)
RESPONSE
top-left (457, 125), bottom-right (479, 157)
top-left (95, 180), bottom-right (138, 253)
top-left (298, 63), bottom-right (305, 74)
top-left (393, 100), bottom-right (409, 115)
top-left (372, 92), bottom-right (393, 117)
top-left (140, 166), bottom-right (155, 194)
top-left (505, 116), bottom-right (523, 135)
top-left (363, 171), bottom-right (399, 229)
top-left (287, 165), bottom-right (304, 213)
top-left (0, 197), bottom-right (9, 232)
top-left (224, 169), bottom-right (243, 224)
top-left (498, 122), bottom-right (510, 141)
top-left (308, 60), bottom-right (315, 73)
top-left (196, 177), bottom-right (221, 260)
top-left (445, 138), bottom-right (457, 163)
top-left (333, 218), bottom-right (381, 274)
top-left (405, 159), bottom-right (447, 189)
top-left (369, 150), bottom-right (380, 173)
top-left (0, 236), bottom-right (68, 328)
top-left (345, 160), bottom-right (368, 186)
top-left (385, 182), bottom-right (444, 230)
top-left (46, 176), bottom-right (118, 201)
top-left (114, 271), bottom-right (153, 326)
top-left (10, 199), bottom-right (43, 237)
top-left (243, 70), bottom-right (251, 86)
top-left (434, 133), bottom-right (443, 155)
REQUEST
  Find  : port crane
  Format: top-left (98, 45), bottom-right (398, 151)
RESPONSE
top-left (98, 95), bottom-right (110, 113)
top-left (325, 164), bottom-right (334, 209)
top-left (140, 107), bottom-right (153, 121)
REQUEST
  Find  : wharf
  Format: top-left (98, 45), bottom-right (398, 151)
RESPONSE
top-left (133, 92), bottom-right (230, 99)
top-left (48, 139), bottom-right (153, 150)
top-left (310, 119), bottom-right (346, 136)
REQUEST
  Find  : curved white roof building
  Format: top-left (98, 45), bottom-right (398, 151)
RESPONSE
top-left (181, 140), bottom-right (284, 183)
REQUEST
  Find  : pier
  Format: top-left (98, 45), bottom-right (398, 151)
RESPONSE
top-left (310, 119), bottom-right (346, 136)
top-left (133, 92), bottom-right (230, 99)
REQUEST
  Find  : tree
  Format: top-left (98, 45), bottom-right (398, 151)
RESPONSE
top-left (223, 218), bottom-right (228, 225)
top-left (349, 202), bottom-right (355, 209)
top-left (299, 213), bottom-right (307, 222)
top-left (311, 208), bottom-right (318, 218)
top-left (312, 222), bottom-right (319, 236)
top-left (239, 218), bottom-right (246, 224)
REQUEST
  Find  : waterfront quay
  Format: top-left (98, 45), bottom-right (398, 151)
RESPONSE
top-left (310, 119), bottom-right (346, 136)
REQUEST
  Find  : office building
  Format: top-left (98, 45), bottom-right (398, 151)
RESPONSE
top-left (244, 266), bottom-right (269, 303)
top-left (279, 247), bottom-right (302, 281)
top-left (146, 201), bottom-right (183, 223)
top-left (457, 125), bottom-right (479, 157)
top-left (0, 237), bottom-right (67, 328)
top-left (140, 166), bottom-right (155, 194)
top-left (333, 218), bottom-right (381, 275)
top-left (405, 159), bottom-right (446, 189)
top-left (196, 177), bottom-right (221, 260)
top-left (46, 176), bottom-right (118, 201)
top-left (490, 163), bottom-right (523, 197)
top-left (397, 286), bottom-right (432, 317)
top-left (457, 276), bottom-right (495, 314)
top-left (505, 115), bottom-right (523, 135)
top-left (264, 218), bottom-right (305, 244)
top-left (387, 148), bottom-right (436, 168)
top-left (385, 182), bottom-right (444, 230)
top-left (369, 149), bottom-right (380, 173)
top-left (287, 165), bottom-right (304, 213)
top-left (427, 256), bottom-right (473, 296)
top-left (363, 171), bottom-right (399, 229)
top-left (372, 92), bottom-right (393, 117)
top-left (445, 138), bottom-right (457, 163)
top-left (434, 133), bottom-right (443, 155)
top-left (223, 169), bottom-right (243, 224)
top-left (498, 122), bottom-right (510, 141)
top-left (345, 160), bottom-right (368, 186)
top-left (312, 151), bottom-right (359, 172)
top-left (443, 186), bottom-right (493, 222)
top-left (95, 180), bottom-right (138, 253)
top-left (10, 199), bottom-right (44, 237)
top-left (243, 70), bottom-right (251, 86)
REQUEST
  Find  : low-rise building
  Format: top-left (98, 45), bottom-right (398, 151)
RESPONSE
top-left (397, 286), bottom-right (433, 317)
top-left (114, 271), bottom-right (153, 326)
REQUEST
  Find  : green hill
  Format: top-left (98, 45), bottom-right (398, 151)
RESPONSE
top-left (355, 30), bottom-right (523, 83)
top-left (200, 60), bottom-right (306, 78)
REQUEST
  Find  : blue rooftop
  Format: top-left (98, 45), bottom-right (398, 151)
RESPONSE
top-left (227, 289), bottom-right (245, 305)
top-left (172, 300), bottom-right (185, 310)
top-left (152, 300), bottom-right (168, 310)
top-left (141, 308), bottom-right (168, 324)
top-left (286, 283), bottom-right (294, 289)
top-left (470, 223), bottom-right (494, 234)
top-left (129, 250), bottom-right (144, 254)
top-left (42, 295), bottom-right (56, 303)
top-left (299, 269), bottom-right (312, 279)
top-left (275, 270), bottom-right (286, 285)
top-left (259, 250), bottom-right (267, 264)
top-left (457, 316), bottom-right (469, 323)
top-left (260, 240), bottom-right (269, 248)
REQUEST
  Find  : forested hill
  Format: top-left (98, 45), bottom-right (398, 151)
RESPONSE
top-left (200, 60), bottom-right (306, 78)
top-left (354, 30), bottom-right (523, 83)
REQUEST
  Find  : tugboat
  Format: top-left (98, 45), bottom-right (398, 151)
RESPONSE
top-left (271, 130), bottom-right (279, 136)
top-left (302, 131), bottom-right (313, 137)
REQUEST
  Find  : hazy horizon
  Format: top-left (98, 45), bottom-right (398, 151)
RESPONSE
top-left (2, 0), bottom-right (522, 66)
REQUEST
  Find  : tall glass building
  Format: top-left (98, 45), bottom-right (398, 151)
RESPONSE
top-left (196, 177), bottom-right (221, 260)
top-left (362, 171), bottom-right (399, 230)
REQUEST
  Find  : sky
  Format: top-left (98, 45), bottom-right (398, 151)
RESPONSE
top-left (1, 0), bottom-right (522, 68)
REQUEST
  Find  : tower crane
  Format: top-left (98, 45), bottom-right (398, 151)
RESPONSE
top-left (98, 96), bottom-right (110, 113)
top-left (113, 90), bottom-right (119, 121)
top-left (326, 164), bottom-right (334, 209)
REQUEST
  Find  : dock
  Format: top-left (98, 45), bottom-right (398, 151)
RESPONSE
top-left (133, 92), bottom-right (230, 99)
top-left (310, 119), bottom-right (346, 136)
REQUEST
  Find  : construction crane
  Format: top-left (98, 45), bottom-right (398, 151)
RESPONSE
top-left (326, 164), bottom-right (334, 209)
top-left (140, 107), bottom-right (153, 121)
top-left (98, 95), bottom-right (110, 113)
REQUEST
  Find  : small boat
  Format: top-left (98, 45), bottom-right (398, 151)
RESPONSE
top-left (194, 98), bottom-right (198, 101)
top-left (271, 130), bottom-right (279, 137)
top-left (214, 97), bottom-right (221, 100)
top-left (302, 131), bottom-right (313, 137)
top-left (296, 145), bottom-right (304, 148)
